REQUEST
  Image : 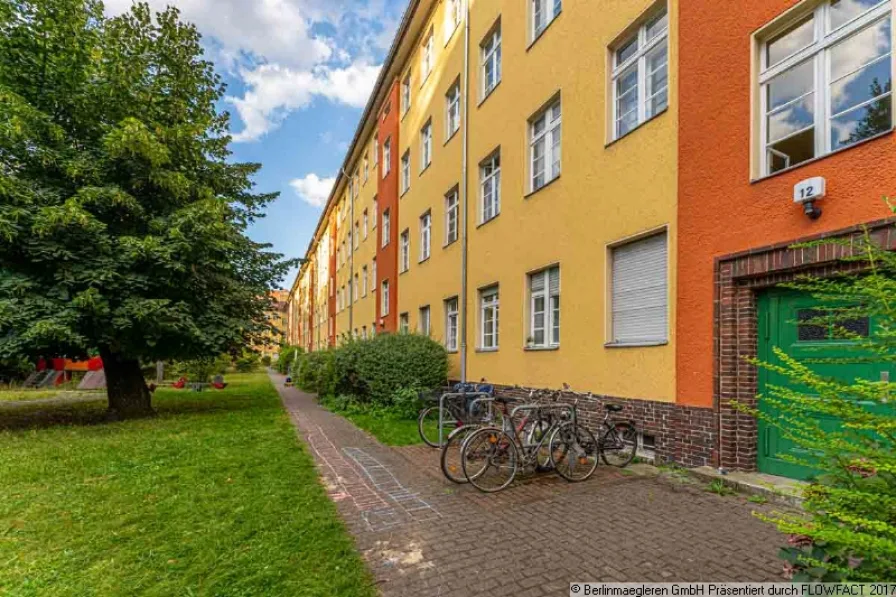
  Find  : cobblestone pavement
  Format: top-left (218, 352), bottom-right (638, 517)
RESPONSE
top-left (271, 373), bottom-right (788, 596)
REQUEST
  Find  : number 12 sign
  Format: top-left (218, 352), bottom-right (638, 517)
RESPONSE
top-left (794, 176), bottom-right (826, 204)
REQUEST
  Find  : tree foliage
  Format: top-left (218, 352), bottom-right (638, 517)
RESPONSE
top-left (739, 206), bottom-right (896, 581)
top-left (0, 1), bottom-right (294, 415)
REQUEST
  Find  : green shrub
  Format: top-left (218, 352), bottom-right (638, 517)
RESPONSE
top-left (235, 352), bottom-right (260, 373)
top-left (277, 344), bottom-right (304, 374)
top-left (333, 333), bottom-right (447, 406)
top-left (295, 350), bottom-right (337, 397)
top-left (261, 355), bottom-right (272, 367)
top-left (171, 355), bottom-right (230, 383)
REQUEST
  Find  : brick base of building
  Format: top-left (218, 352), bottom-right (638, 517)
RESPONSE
top-left (450, 382), bottom-right (717, 468)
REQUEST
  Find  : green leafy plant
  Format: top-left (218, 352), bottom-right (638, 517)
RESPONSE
top-left (277, 344), bottom-right (303, 374)
top-left (706, 479), bottom-right (736, 497)
top-left (747, 494), bottom-right (769, 505)
top-left (0, 1), bottom-right (294, 417)
top-left (736, 212), bottom-right (896, 581)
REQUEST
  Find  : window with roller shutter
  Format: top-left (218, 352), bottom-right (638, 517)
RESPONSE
top-left (610, 231), bottom-right (668, 345)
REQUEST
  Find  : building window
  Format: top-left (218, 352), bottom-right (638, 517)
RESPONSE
top-left (759, 1), bottom-right (892, 175)
top-left (528, 266), bottom-right (560, 348)
top-left (401, 150), bottom-right (411, 194)
top-left (611, 7), bottom-right (668, 140)
top-left (400, 229), bottom-right (410, 272)
top-left (480, 286), bottom-right (499, 350)
top-left (372, 197), bottom-right (378, 228)
top-left (532, 0), bottom-right (561, 40)
top-left (446, 83), bottom-right (461, 139)
top-left (446, 0), bottom-right (463, 38)
top-left (480, 151), bottom-right (501, 222)
top-left (445, 188), bottom-right (459, 245)
top-left (420, 211), bottom-right (432, 261)
top-left (419, 305), bottom-right (431, 336)
top-left (481, 25), bottom-right (502, 98)
top-left (610, 231), bottom-right (668, 345)
top-left (373, 135), bottom-right (379, 168)
top-left (362, 265), bottom-right (368, 296)
top-left (354, 222), bottom-right (360, 250)
top-left (401, 71), bottom-right (412, 116)
top-left (381, 279), bottom-right (390, 316)
top-left (382, 137), bottom-right (391, 177)
top-left (445, 297), bottom-right (459, 352)
top-left (353, 273), bottom-right (359, 302)
top-left (363, 154), bottom-right (369, 182)
top-left (399, 313), bottom-right (410, 334)
top-left (361, 326), bottom-right (367, 339)
top-left (422, 29), bottom-right (434, 81)
top-left (372, 258), bottom-right (376, 285)
top-left (382, 209), bottom-right (390, 247)
top-left (362, 210), bottom-right (369, 239)
top-left (353, 171), bottom-right (359, 199)
top-left (530, 100), bottom-right (561, 192)
top-left (421, 120), bottom-right (433, 169)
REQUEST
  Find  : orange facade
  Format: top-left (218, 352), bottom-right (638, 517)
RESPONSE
top-left (375, 81), bottom-right (401, 334)
top-left (677, 0), bottom-right (896, 408)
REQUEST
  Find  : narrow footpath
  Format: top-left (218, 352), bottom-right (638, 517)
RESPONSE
top-left (271, 372), bottom-right (787, 596)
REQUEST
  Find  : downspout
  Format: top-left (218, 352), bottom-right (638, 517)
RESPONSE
top-left (459, 0), bottom-right (471, 383)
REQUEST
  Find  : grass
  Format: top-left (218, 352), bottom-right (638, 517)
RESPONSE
top-left (747, 494), bottom-right (769, 504)
top-left (0, 382), bottom-right (103, 403)
top-left (0, 372), bottom-right (376, 597)
top-left (706, 479), bottom-right (738, 497)
top-left (318, 396), bottom-right (436, 447)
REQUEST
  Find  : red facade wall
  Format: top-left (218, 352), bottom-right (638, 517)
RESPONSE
top-left (375, 80), bottom-right (400, 334)
top-left (677, 0), bottom-right (896, 407)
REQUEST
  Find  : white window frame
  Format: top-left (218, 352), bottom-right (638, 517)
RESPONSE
top-left (445, 188), bottom-right (459, 245)
top-left (528, 266), bottom-right (560, 348)
top-left (382, 137), bottom-right (391, 178)
top-left (400, 229), bottom-right (410, 272)
top-left (421, 121), bottom-right (433, 169)
top-left (353, 273), bottom-right (359, 302)
top-left (531, 0), bottom-right (562, 41)
top-left (445, 0), bottom-right (463, 39)
top-left (422, 29), bottom-right (434, 82)
top-left (382, 209), bottom-right (391, 248)
top-left (480, 286), bottom-right (499, 350)
top-left (362, 210), bottom-right (369, 239)
top-left (354, 222), bottom-right (359, 250)
top-left (373, 136), bottom-right (379, 168)
top-left (420, 211), bottom-right (432, 261)
top-left (529, 99), bottom-right (561, 192)
top-left (401, 150), bottom-right (411, 194)
top-left (399, 313), bottom-right (410, 334)
top-left (611, 6), bottom-right (669, 141)
top-left (758, 0), bottom-right (893, 176)
top-left (363, 154), bottom-right (369, 182)
top-left (401, 71), bottom-right (412, 116)
top-left (362, 265), bottom-right (368, 297)
top-left (481, 26), bottom-right (502, 98)
top-left (381, 279), bottom-right (390, 316)
top-left (446, 83), bottom-right (461, 139)
top-left (480, 151), bottom-right (501, 222)
top-left (445, 297), bottom-right (459, 352)
top-left (419, 305), bottom-right (431, 336)
top-left (609, 230), bottom-right (669, 345)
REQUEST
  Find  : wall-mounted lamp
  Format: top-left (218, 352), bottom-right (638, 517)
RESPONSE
top-left (794, 176), bottom-right (826, 221)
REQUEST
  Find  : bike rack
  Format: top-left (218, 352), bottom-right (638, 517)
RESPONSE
top-left (437, 391), bottom-right (494, 448)
top-left (509, 402), bottom-right (575, 420)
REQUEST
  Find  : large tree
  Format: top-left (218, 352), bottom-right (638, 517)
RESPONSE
top-left (0, 0), bottom-right (294, 417)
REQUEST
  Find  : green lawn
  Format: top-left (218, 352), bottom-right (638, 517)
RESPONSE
top-left (0, 388), bottom-right (103, 403)
top-left (0, 373), bottom-right (376, 597)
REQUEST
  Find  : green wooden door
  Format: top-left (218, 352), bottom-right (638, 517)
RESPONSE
top-left (757, 289), bottom-right (886, 480)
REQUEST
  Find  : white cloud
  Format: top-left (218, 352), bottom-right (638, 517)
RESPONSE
top-left (289, 173), bottom-right (336, 208)
top-left (105, 0), bottom-right (397, 141)
top-left (227, 61), bottom-right (381, 142)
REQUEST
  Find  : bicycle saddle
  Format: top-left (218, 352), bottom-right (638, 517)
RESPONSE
top-left (604, 404), bottom-right (623, 412)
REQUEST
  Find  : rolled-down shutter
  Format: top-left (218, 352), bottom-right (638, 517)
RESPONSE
top-left (612, 232), bottom-right (668, 344)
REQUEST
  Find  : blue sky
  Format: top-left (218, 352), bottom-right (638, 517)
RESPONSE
top-left (105, 0), bottom-right (407, 287)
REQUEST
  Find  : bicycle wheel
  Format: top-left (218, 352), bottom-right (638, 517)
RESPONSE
top-left (523, 418), bottom-right (553, 472)
top-left (418, 405), bottom-right (459, 448)
top-left (440, 425), bottom-right (477, 483)
top-left (600, 422), bottom-right (638, 467)
top-left (461, 427), bottom-right (519, 492)
top-left (549, 422), bottom-right (599, 482)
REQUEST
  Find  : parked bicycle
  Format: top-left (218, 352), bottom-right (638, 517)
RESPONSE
top-left (417, 381), bottom-right (496, 448)
top-left (460, 388), bottom-right (599, 493)
top-left (561, 387), bottom-right (638, 467)
top-left (440, 388), bottom-right (555, 484)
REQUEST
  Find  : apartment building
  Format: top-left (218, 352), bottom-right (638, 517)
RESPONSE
top-left (286, 0), bottom-right (895, 479)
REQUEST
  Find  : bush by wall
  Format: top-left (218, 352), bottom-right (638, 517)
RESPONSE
top-left (278, 344), bottom-right (303, 374)
top-left (294, 333), bottom-right (448, 408)
top-left (333, 333), bottom-right (448, 406)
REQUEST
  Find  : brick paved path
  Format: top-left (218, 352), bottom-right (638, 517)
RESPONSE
top-left (271, 373), bottom-right (787, 596)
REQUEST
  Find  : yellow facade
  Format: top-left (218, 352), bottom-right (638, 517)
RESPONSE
top-left (288, 0), bottom-right (678, 404)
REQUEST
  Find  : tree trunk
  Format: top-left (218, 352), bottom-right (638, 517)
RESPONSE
top-left (100, 347), bottom-right (154, 419)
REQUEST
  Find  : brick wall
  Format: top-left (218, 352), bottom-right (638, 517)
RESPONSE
top-left (452, 382), bottom-right (716, 468)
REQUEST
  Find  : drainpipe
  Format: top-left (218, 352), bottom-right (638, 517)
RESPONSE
top-left (459, 0), bottom-right (471, 383)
